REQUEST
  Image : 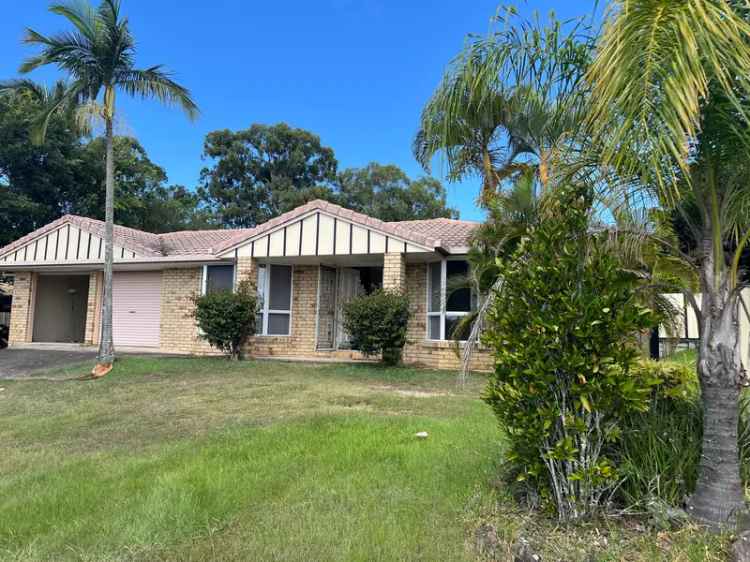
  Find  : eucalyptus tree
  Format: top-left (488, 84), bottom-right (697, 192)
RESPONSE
top-left (587, 0), bottom-right (750, 529)
top-left (414, 8), bottom-right (595, 203)
top-left (6, 0), bottom-right (197, 370)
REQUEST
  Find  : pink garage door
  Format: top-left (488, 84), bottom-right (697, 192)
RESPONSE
top-left (113, 272), bottom-right (162, 348)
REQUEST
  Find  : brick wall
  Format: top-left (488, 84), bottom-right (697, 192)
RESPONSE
top-left (84, 271), bottom-right (102, 345)
top-left (8, 272), bottom-right (34, 344)
top-left (401, 262), bottom-right (493, 372)
top-left (159, 268), bottom-right (216, 354)
top-left (383, 252), bottom-right (406, 292)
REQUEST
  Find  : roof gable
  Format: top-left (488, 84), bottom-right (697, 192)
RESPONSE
top-left (215, 200), bottom-right (442, 257)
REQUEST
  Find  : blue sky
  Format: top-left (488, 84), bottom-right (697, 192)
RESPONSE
top-left (1, 1), bottom-right (591, 222)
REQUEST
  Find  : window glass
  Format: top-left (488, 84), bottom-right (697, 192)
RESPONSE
top-left (206, 265), bottom-right (234, 294)
top-left (446, 261), bottom-right (471, 312)
top-left (445, 315), bottom-right (467, 340)
top-left (257, 265), bottom-right (267, 305)
top-left (428, 315), bottom-right (441, 340)
top-left (429, 262), bottom-right (441, 312)
top-left (269, 265), bottom-right (292, 310)
top-left (268, 313), bottom-right (290, 335)
top-left (256, 265), bottom-right (267, 335)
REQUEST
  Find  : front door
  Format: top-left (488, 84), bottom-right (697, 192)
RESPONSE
top-left (316, 266), bottom-right (337, 350)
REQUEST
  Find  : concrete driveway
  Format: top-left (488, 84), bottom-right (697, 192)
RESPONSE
top-left (0, 347), bottom-right (97, 378)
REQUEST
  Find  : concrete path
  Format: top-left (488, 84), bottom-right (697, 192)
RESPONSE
top-left (0, 347), bottom-right (97, 379)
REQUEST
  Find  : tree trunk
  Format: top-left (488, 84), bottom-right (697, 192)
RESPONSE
top-left (97, 115), bottom-right (115, 365)
top-left (689, 237), bottom-right (746, 529)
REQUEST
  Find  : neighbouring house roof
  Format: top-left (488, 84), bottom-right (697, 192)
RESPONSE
top-left (0, 199), bottom-right (480, 266)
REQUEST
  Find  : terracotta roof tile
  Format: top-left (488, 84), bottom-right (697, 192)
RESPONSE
top-left (0, 201), bottom-right (480, 262)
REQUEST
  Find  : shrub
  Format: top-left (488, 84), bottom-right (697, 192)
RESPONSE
top-left (482, 185), bottom-right (658, 521)
top-left (616, 359), bottom-right (750, 513)
top-left (615, 360), bottom-right (702, 510)
top-left (193, 280), bottom-right (258, 360)
top-left (342, 290), bottom-right (410, 365)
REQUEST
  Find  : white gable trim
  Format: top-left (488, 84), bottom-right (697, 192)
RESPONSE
top-left (218, 209), bottom-right (435, 259)
top-left (0, 220), bottom-right (141, 265)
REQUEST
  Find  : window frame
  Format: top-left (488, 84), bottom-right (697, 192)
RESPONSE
top-left (426, 258), bottom-right (473, 341)
top-left (256, 263), bottom-right (294, 337)
top-left (201, 263), bottom-right (236, 295)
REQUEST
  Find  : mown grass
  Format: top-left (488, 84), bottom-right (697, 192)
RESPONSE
top-left (0, 356), bottom-right (730, 561)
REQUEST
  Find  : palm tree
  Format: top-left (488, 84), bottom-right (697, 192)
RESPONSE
top-left (9, 0), bottom-right (198, 371)
top-left (414, 8), bottom-right (594, 203)
top-left (586, 0), bottom-right (750, 529)
top-left (414, 10), bottom-right (596, 377)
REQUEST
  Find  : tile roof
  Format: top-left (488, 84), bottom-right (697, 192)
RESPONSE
top-left (387, 218), bottom-right (481, 251)
top-left (0, 200), bottom-right (480, 261)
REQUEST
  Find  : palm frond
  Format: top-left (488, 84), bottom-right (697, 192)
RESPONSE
top-left (49, 0), bottom-right (99, 43)
top-left (586, 0), bottom-right (750, 199)
top-left (117, 67), bottom-right (198, 120)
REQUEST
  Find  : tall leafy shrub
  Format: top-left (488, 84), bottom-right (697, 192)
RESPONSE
top-left (342, 290), bottom-right (410, 365)
top-left (482, 186), bottom-right (658, 521)
top-left (194, 280), bottom-right (257, 360)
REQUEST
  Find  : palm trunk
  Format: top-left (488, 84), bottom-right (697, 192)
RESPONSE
top-left (97, 115), bottom-right (115, 365)
top-left (689, 238), bottom-right (745, 529)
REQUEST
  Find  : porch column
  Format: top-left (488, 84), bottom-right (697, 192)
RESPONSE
top-left (236, 256), bottom-right (257, 289)
top-left (8, 272), bottom-right (35, 344)
top-left (84, 271), bottom-right (103, 345)
top-left (383, 252), bottom-right (406, 293)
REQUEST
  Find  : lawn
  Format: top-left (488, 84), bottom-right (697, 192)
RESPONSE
top-left (0, 357), bottom-right (728, 561)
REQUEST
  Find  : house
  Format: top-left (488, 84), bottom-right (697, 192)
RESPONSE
top-left (0, 199), bottom-right (493, 370)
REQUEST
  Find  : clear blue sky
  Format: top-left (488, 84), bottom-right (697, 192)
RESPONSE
top-left (1, 1), bottom-right (590, 222)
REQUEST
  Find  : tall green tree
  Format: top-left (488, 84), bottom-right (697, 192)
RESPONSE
top-left (587, 0), bottom-right (750, 529)
top-left (334, 163), bottom-right (458, 221)
top-left (198, 123), bottom-right (338, 227)
top-left (5, 0), bottom-right (198, 369)
top-left (0, 84), bottom-right (89, 247)
top-left (78, 136), bottom-right (210, 233)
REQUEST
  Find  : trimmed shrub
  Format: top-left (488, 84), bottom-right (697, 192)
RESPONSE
top-left (342, 290), bottom-right (410, 365)
top-left (482, 185), bottom-right (658, 521)
top-left (193, 280), bottom-right (257, 360)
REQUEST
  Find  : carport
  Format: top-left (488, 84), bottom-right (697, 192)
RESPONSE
top-left (32, 274), bottom-right (90, 343)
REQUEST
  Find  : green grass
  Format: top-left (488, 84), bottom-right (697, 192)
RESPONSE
top-left (0, 357), bottom-right (729, 561)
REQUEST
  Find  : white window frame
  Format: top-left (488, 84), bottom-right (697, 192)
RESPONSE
top-left (426, 258), bottom-right (472, 341)
top-left (256, 263), bottom-right (294, 336)
top-left (201, 264), bottom-right (236, 295)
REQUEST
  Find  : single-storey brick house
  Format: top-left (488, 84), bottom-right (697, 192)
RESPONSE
top-left (0, 199), bottom-right (492, 370)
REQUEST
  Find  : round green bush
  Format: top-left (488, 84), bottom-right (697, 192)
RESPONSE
top-left (193, 280), bottom-right (258, 360)
top-left (342, 290), bottom-right (410, 365)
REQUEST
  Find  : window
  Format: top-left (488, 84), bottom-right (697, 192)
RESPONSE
top-left (256, 264), bottom-right (293, 335)
top-left (202, 264), bottom-right (235, 294)
top-left (427, 259), bottom-right (476, 340)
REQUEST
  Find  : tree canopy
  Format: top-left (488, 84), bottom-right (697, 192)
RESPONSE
top-left (198, 123), bottom-right (458, 226)
top-left (0, 90), bottom-right (207, 246)
top-left (198, 123), bottom-right (339, 228)
top-left (335, 163), bottom-right (458, 222)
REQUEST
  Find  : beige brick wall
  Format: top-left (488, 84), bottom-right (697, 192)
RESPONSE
top-left (8, 272), bottom-right (34, 344)
top-left (383, 252), bottom-right (406, 292)
top-left (154, 259), bottom-right (493, 372)
top-left (401, 262), bottom-right (493, 372)
top-left (236, 256), bottom-right (257, 289)
top-left (84, 271), bottom-right (102, 345)
top-left (160, 268), bottom-right (216, 355)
